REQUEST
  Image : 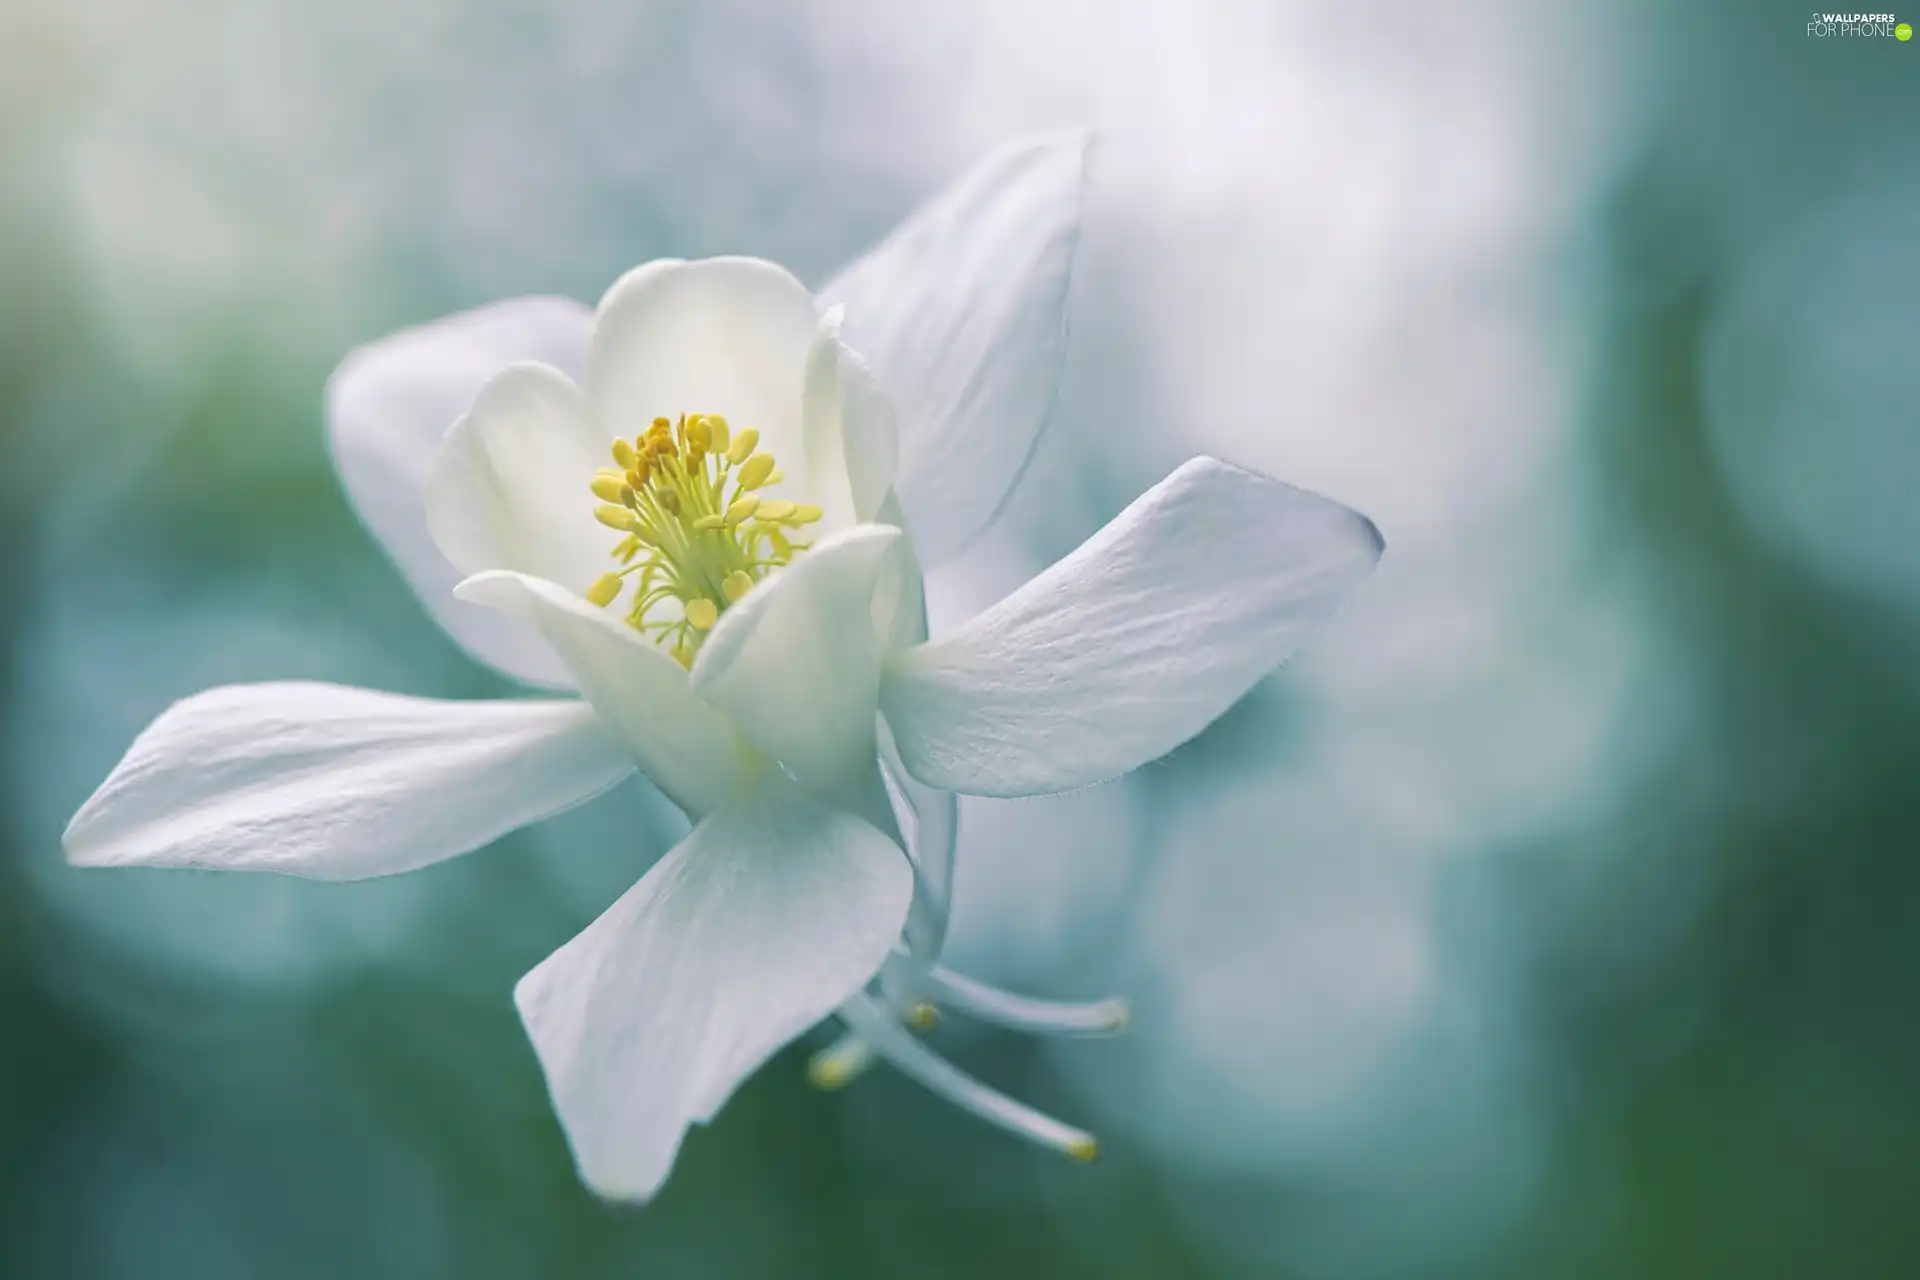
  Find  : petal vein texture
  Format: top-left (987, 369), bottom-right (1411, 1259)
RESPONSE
top-left (515, 776), bottom-right (912, 1202)
top-left (63, 682), bottom-right (631, 879)
top-left (881, 457), bottom-right (1383, 797)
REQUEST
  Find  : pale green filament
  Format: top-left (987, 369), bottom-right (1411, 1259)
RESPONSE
top-left (584, 413), bottom-right (822, 668)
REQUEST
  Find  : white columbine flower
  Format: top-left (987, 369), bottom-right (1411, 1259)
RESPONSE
top-left (61, 133), bottom-right (1384, 1202)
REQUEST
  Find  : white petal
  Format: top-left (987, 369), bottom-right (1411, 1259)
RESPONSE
top-left (820, 131), bottom-right (1091, 563)
top-left (455, 570), bottom-right (751, 820)
top-left (870, 490), bottom-right (930, 656)
top-left (514, 774), bottom-right (912, 1203)
top-left (689, 525), bottom-right (902, 802)
top-left (881, 458), bottom-right (1384, 797)
top-left (879, 717), bottom-right (956, 972)
top-left (589, 257), bottom-right (817, 493)
top-left (327, 296), bottom-right (592, 688)
top-left (63, 682), bottom-right (629, 880)
top-left (424, 361), bottom-right (613, 593)
top-left (802, 309), bottom-right (899, 533)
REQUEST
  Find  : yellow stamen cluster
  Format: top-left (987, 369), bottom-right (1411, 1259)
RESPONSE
top-left (584, 412), bottom-right (821, 668)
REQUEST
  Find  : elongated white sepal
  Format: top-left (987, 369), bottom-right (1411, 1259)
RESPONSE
top-left (516, 777), bottom-right (913, 1201)
top-left (883, 457), bottom-right (1384, 797)
top-left (925, 967), bottom-right (1129, 1037)
top-left (836, 995), bottom-right (1098, 1162)
top-left (821, 132), bottom-right (1092, 563)
top-left (63, 683), bottom-right (632, 880)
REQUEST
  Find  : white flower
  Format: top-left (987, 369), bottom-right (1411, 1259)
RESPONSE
top-left (60, 132), bottom-right (1385, 1202)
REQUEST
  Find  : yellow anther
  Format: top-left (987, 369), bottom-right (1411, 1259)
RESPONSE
top-left (906, 1002), bottom-right (938, 1032)
top-left (585, 573), bottom-right (623, 607)
top-left (1065, 1136), bottom-right (1100, 1164)
top-left (587, 410), bottom-right (811, 664)
top-left (763, 469), bottom-right (784, 486)
top-left (737, 453), bottom-right (776, 490)
top-left (594, 504), bottom-right (639, 531)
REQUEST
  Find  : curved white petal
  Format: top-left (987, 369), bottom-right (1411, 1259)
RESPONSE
top-left (870, 490), bottom-right (929, 658)
top-left (63, 682), bottom-right (629, 880)
top-left (689, 525), bottom-right (902, 802)
top-left (879, 717), bottom-right (956, 978)
top-left (424, 361), bottom-right (613, 593)
top-left (802, 309), bottom-right (899, 533)
top-left (589, 257), bottom-right (817, 496)
top-left (326, 296), bottom-right (592, 687)
top-left (514, 774), bottom-right (912, 1203)
top-left (455, 571), bottom-right (751, 819)
top-left (881, 458), bottom-right (1384, 797)
top-left (867, 493), bottom-right (952, 972)
top-left (820, 131), bottom-right (1092, 563)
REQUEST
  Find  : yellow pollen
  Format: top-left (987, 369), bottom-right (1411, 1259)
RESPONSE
top-left (736, 453), bottom-right (776, 490)
top-left (906, 1001), bottom-right (938, 1032)
top-left (594, 504), bottom-right (638, 531)
top-left (1065, 1135), bottom-right (1100, 1164)
top-left (585, 573), bottom-right (623, 607)
top-left (582, 412), bottom-right (813, 664)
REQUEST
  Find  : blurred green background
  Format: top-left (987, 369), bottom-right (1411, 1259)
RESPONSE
top-left (3, 1), bottom-right (1918, 1276)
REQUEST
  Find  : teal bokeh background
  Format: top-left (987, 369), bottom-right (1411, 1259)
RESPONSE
top-left (3, 2), bottom-right (1918, 1276)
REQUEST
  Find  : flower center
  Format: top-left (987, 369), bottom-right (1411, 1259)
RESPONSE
top-left (583, 413), bottom-right (821, 669)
